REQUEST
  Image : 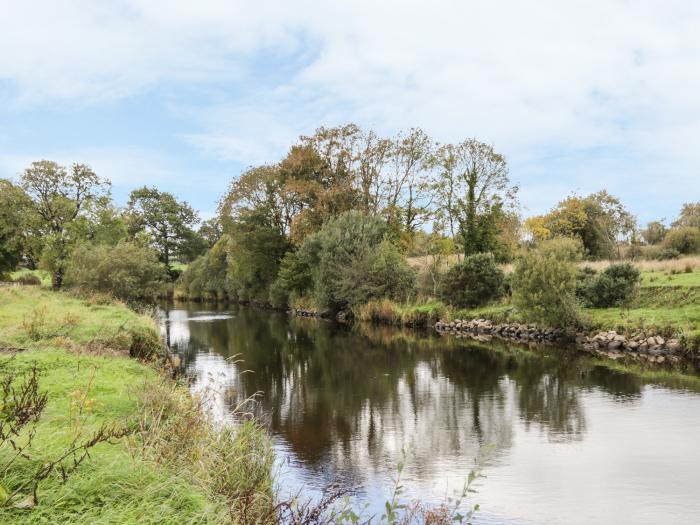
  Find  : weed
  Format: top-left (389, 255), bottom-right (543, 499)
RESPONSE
top-left (21, 308), bottom-right (48, 341)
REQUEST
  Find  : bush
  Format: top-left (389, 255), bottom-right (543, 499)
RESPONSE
top-left (578, 262), bottom-right (641, 307)
top-left (647, 246), bottom-right (681, 260)
top-left (14, 273), bottom-right (42, 286)
top-left (511, 238), bottom-right (583, 329)
top-left (439, 253), bottom-right (504, 308)
top-left (64, 241), bottom-right (165, 301)
top-left (662, 227), bottom-right (700, 254)
top-left (280, 212), bottom-right (416, 313)
top-left (575, 266), bottom-right (598, 301)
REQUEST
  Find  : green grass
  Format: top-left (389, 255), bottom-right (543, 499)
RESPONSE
top-left (0, 349), bottom-right (227, 524)
top-left (641, 267), bottom-right (700, 288)
top-left (0, 287), bottom-right (158, 351)
top-left (0, 287), bottom-right (268, 524)
top-left (9, 269), bottom-right (51, 287)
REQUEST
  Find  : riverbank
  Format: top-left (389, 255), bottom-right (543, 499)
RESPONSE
top-left (0, 287), bottom-right (273, 524)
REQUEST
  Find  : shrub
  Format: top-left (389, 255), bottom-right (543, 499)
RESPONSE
top-left (282, 212), bottom-right (417, 313)
top-left (511, 237), bottom-right (583, 329)
top-left (648, 247), bottom-right (681, 260)
top-left (662, 227), bottom-right (700, 254)
top-left (14, 273), bottom-right (42, 286)
top-left (575, 266), bottom-right (598, 301)
top-left (64, 241), bottom-right (165, 301)
top-left (439, 253), bottom-right (504, 308)
top-left (579, 262), bottom-right (641, 307)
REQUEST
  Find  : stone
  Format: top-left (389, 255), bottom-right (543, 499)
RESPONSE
top-left (608, 340), bottom-right (622, 350)
top-left (667, 340), bottom-right (682, 352)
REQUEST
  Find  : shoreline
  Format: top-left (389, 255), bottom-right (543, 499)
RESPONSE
top-left (166, 296), bottom-right (699, 370)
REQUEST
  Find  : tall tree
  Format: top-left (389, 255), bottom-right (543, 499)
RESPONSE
top-left (0, 179), bottom-right (31, 278)
top-left (672, 202), bottom-right (700, 229)
top-left (20, 160), bottom-right (109, 288)
top-left (127, 187), bottom-right (199, 276)
top-left (432, 139), bottom-right (518, 257)
top-left (640, 220), bottom-right (667, 245)
top-left (533, 191), bottom-right (635, 259)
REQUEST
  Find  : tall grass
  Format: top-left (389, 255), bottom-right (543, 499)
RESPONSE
top-left (581, 255), bottom-right (700, 273)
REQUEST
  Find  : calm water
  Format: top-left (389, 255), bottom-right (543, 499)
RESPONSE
top-left (161, 303), bottom-right (700, 525)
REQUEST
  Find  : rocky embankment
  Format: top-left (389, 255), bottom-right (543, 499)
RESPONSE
top-left (435, 318), bottom-right (686, 364)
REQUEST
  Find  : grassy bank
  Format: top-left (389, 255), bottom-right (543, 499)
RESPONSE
top-left (0, 287), bottom-right (273, 524)
top-left (357, 266), bottom-right (700, 354)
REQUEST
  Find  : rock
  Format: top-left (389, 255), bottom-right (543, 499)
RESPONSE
top-left (608, 340), bottom-right (623, 350)
top-left (614, 334), bottom-right (627, 342)
top-left (654, 336), bottom-right (665, 346)
top-left (667, 339), bottom-right (682, 352)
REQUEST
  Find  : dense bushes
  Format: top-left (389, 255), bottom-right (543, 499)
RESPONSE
top-left (275, 212), bottom-right (416, 313)
top-left (439, 253), bottom-right (504, 307)
top-left (577, 263), bottom-right (641, 308)
top-left (64, 241), bottom-right (165, 301)
top-left (511, 238), bottom-right (582, 329)
top-left (662, 227), bottom-right (700, 254)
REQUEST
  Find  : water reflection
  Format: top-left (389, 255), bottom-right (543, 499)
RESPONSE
top-left (161, 303), bottom-right (700, 525)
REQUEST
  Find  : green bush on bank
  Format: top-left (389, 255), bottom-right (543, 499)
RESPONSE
top-left (439, 253), bottom-right (504, 308)
top-left (274, 212), bottom-right (416, 313)
top-left (577, 263), bottom-right (641, 308)
top-left (64, 241), bottom-right (165, 302)
top-left (511, 237), bottom-right (583, 329)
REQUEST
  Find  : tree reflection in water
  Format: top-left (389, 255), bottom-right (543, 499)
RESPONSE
top-left (161, 303), bottom-right (700, 524)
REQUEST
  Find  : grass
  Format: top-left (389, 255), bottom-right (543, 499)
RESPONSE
top-left (0, 287), bottom-right (159, 354)
top-left (8, 269), bottom-right (51, 287)
top-left (641, 267), bottom-right (700, 288)
top-left (0, 287), bottom-right (273, 524)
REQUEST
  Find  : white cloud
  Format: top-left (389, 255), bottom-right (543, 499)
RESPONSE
top-left (1, 1), bottom-right (699, 220)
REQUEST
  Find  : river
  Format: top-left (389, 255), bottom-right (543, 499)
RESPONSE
top-left (161, 302), bottom-right (700, 525)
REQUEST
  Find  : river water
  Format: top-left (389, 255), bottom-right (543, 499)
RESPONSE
top-left (161, 302), bottom-right (700, 525)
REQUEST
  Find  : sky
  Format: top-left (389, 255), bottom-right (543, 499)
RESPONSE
top-left (1, 0), bottom-right (699, 224)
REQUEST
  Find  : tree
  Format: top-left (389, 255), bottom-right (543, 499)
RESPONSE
top-left (534, 191), bottom-right (635, 259)
top-left (432, 139), bottom-right (519, 257)
top-left (672, 202), bottom-right (700, 229)
top-left (198, 217), bottom-right (223, 247)
top-left (640, 220), bottom-right (667, 245)
top-left (383, 128), bottom-right (434, 237)
top-left (0, 179), bottom-right (31, 278)
top-left (663, 226), bottom-right (700, 254)
top-left (127, 187), bottom-right (199, 277)
top-left (20, 160), bottom-right (109, 289)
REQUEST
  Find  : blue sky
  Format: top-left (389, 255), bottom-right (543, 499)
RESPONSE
top-left (1, 0), bottom-right (699, 224)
